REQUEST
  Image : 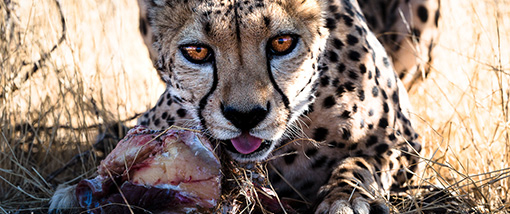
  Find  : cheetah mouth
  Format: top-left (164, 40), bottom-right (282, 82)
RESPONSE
top-left (222, 133), bottom-right (272, 156)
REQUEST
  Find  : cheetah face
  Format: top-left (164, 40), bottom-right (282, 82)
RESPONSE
top-left (148, 0), bottom-right (328, 161)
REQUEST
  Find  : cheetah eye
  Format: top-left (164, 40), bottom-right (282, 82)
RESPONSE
top-left (268, 35), bottom-right (298, 56)
top-left (180, 45), bottom-right (212, 64)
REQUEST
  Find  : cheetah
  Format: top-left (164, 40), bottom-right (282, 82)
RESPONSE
top-left (51, 0), bottom-right (440, 213)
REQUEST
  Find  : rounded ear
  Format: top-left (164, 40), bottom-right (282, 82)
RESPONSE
top-left (137, 0), bottom-right (158, 64)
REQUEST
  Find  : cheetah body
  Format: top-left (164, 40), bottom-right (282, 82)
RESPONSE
top-left (134, 0), bottom-right (439, 213)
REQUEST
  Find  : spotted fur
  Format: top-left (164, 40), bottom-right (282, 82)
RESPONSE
top-left (49, 0), bottom-right (439, 213)
top-left (132, 0), bottom-right (439, 213)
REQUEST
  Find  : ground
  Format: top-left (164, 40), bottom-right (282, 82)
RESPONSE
top-left (0, 0), bottom-right (509, 213)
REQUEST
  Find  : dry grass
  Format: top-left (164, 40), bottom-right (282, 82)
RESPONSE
top-left (0, 0), bottom-right (509, 213)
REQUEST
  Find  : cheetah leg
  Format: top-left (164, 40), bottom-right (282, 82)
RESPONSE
top-left (389, 0), bottom-right (441, 89)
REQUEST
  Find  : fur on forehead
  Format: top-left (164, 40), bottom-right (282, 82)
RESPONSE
top-left (146, 0), bottom-right (326, 42)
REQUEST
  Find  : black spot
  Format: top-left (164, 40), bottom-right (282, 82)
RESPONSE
top-left (337, 63), bottom-right (346, 73)
top-left (368, 70), bottom-right (373, 79)
top-left (333, 38), bottom-right (344, 50)
top-left (373, 86), bottom-right (381, 97)
top-left (375, 143), bottom-right (389, 155)
top-left (414, 133), bottom-right (420, 140)
top-left (320, 76), bottom-right (330, 87)
top-left (368, 109), bottom-right (374, 116)
top-left (417, 5), bottom-right (429, 23)
top-left (323, 96), bottom-right (336, 109)
top-left (341, 128), bottom-right (351, 140)
top-left (284, 152), bottom-right (298, 165)
top-left (387, 133), bottom-right (398, 142)
top-left (355, 161), bottom-right (369, 170)
top-left (326, 18), bottom-right (337, 29)
top-left (348, 70), bottom-right (359, 80)
top-left (344, 82), bottom-right (356, 91)
top-left (366, 135), bottom-right (378, 147)
top-left (263, 16), bottom-right (270, 27)
top-left (359, 64), bottom-right (367, 74)
top-left (336, 85), bottom-right (346, 97)
top-left (312, 156), bottom-right (328, 169)
top-left (139, 18), bottom-right (148, 36)
top-left (352, 104), bottom-right (358, 112)
top-left (305, 148), bottom-right (318, 157)
top-left (383, 57), bottom-right (390, 67)
top-left (204, 22), bottom-right (211, 34)
top-left (404, 127), bottom-right (412, 136)
top-left (313, 127), bottom-right (329, 142)
top-left (383, 102), bottom-right (389, 113)
top-left (342, 14), bottom-right (354, 26)
top-left (375, 67), bottom-right (381, 78)
top-left (357, 89), bottom-right (365, 101)
top-left (140, 121), bottom-right (148, 126)
top-left (348, 50), bottom-right (361, 61)
top-left (346, 34), bottom-right (359, 45)
top-left (328, 51), bottom-right (339, 62)
top-left (406, 171), bottom-right (415, 180)
top-left (382, 90), bottom-right (388, 100)
top-left (387, 79), bottom-right (393, 88)
top-left (167, 117), bottom-right (175, 126)
top-left (338, 168), bottom-right (348, 174)
top-left (161, 112), bottom-right (168, 120)
top-left (157, 98), bottom-right (164, 107)
top-left (332, 78), bottom-right (340, 87)
top-left (340, 110), bottom-right (351, 119)
top-left (329, 5), bottom-right (338, 12)
top-left (177, 108), bottom-right (187, 118)
top-left (392, 91), bottom-right (399, 103)
top-left (378, 117), bottom-right (388, 128)
top-left (434, 9), bottom-right (440, 27)
top-left (172, 95), bottom-right (183, 103)
top-left (154, 119), bottom-right (161, 127)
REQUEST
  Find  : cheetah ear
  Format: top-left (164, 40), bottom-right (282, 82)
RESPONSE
top-left (137, 0), bottom-right (158, 64)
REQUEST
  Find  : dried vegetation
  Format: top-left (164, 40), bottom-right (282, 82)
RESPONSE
top-left (0, 0), bottom-right (509, 213)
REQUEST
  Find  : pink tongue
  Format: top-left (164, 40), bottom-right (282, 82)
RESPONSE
top-left (230, 133), bottom-right (263, 154)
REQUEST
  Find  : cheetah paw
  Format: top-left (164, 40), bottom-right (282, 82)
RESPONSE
top-left (314, 197), bottom-right (389, 214)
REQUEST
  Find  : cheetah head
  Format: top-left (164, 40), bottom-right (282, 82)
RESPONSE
top-left (146, 0), bottom-right (328, 161)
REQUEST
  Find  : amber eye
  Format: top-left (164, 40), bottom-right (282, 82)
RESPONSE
top-left (180, 45), bottom-right (212, 64)
top-left (269, 35), bottom-right (298, 56)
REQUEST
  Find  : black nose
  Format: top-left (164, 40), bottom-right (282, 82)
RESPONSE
top-left (221, 103), bottom-right (269, 131)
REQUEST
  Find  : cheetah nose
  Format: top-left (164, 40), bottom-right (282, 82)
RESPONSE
top-left (221, 102), bottom-right (269, 131)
